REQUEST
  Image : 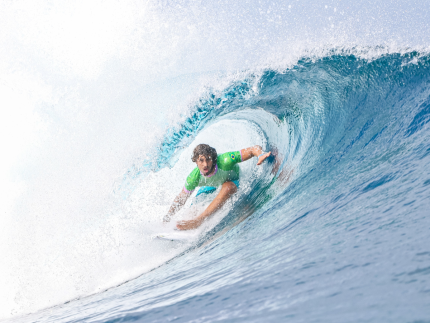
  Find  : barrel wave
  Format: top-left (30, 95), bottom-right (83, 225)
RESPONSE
top-left (9, 50), bottom-right (430, 323)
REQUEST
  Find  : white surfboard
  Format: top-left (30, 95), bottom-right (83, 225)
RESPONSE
top-left (152, 232), bottom-right (193, 241)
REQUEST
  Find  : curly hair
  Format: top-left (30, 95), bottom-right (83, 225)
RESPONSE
top-left (191, 144), bottom-right (217, 164)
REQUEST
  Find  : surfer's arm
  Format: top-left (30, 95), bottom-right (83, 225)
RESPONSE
top-left (176, 181), bottom-right (238, 230)
top-left (240, 145), bottom-right (271, 165)
top-left (163, 189), bottom-right (191, 222)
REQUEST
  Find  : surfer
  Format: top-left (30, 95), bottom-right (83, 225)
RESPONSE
top-left (163, 144), bottom-right (271, 230)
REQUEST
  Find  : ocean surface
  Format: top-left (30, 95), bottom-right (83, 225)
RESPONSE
top-left (1, 1), bottom-right (430, 323)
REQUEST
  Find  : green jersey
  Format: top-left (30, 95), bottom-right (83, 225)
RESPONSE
top-left (184, 151), bottom-right (242, 193)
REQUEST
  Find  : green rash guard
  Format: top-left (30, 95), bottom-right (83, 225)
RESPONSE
top-left (184, 151), bottom-right (242, 193)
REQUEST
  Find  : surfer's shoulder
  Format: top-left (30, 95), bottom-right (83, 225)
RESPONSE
top-left (184, 167), bottom-right (201, 192)
top-left (186, 167), bottom-right (201, 181)
top-left (217, 151), bottom-right (241, 171)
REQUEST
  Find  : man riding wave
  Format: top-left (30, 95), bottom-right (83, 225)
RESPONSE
top-left (163, 144), bottom-right (271, 230)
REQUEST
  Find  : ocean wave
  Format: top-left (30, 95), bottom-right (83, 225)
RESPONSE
top-left (5, 49), bottom-right (430, 323)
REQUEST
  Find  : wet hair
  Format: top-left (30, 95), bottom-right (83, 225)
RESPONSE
top-left (191, 144), bottom-right (217, 164)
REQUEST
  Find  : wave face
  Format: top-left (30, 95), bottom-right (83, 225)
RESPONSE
top-left (10, 51), bottom-right (430, 322)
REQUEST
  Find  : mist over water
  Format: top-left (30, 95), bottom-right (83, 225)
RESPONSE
top-left (1, 0), bottom-right (430, 322)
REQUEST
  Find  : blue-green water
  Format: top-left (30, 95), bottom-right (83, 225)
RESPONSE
top-left (9, 51), bottom-right (430, 323)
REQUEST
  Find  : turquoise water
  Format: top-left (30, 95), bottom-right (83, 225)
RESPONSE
top-left (2, 1), bottom-right (430, 322)
top-left (9, 51), bottom-right (430, 323)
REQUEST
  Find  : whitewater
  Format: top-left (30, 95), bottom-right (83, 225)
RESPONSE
top-left (1, 0), bottom-right (430, 322)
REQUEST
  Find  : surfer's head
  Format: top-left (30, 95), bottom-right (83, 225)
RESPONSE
top-left (192, 144), bottom-right (217, 176)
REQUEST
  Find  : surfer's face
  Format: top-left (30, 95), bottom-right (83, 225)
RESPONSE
top-left (196, 155), bottom-right (213, 176)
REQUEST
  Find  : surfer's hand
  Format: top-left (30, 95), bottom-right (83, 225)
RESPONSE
top-left (257, 151), bottom-right (272, 165)
top-left (163, 214), bottom-right (171, 223)
top-left (176, 218), bottom-right (203, 230)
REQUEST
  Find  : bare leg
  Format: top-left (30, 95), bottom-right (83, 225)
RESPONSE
top-left (176, 181), bottom-right (238, 230)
